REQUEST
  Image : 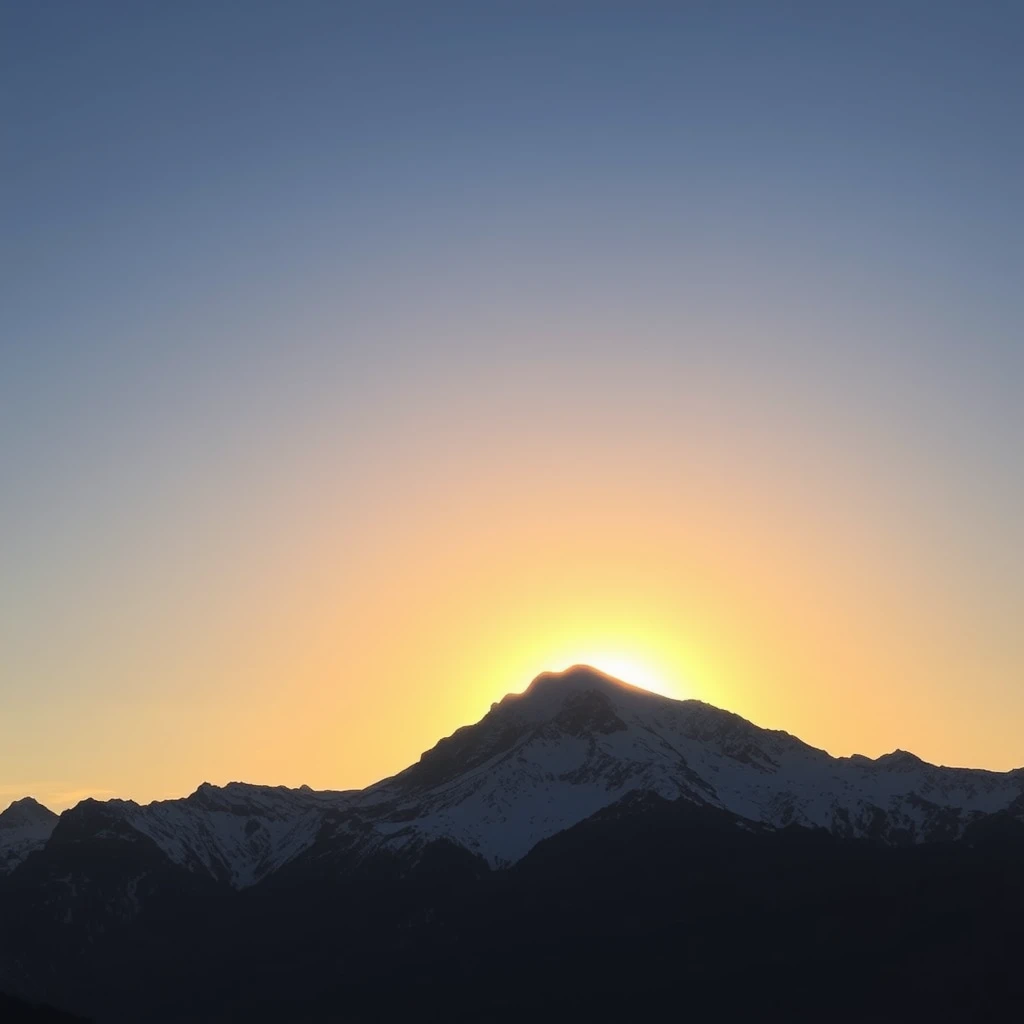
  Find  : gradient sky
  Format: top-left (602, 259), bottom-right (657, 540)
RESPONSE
top-left (2, 2), bottom-right (1023, 809)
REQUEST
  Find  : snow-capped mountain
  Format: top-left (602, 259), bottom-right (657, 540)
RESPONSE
top-left (37, 783), bottom-right (355, 888)
top-left (4, 666), bottom-right (1022, 887)
top-left (114, 781), bottom-right (358, 887)
top-left (0, 798), bottom-right (57, 872)
top-left (344, 665), bottom-right (1024, 866)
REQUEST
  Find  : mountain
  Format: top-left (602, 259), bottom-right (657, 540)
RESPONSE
top-left (3, 666), bottom-right (1024, 1022)
top-left (345, 666), bottom-right (1023, 865)
top-left (4, 666), bottom-right (1021, 890)
top-left (0, 798), bottom-right (58, 873)
top-left (71, 782), bottom-right (354, 888)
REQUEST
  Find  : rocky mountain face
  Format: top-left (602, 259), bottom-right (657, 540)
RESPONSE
top-left (4, 666), bottom-right (1022, 889)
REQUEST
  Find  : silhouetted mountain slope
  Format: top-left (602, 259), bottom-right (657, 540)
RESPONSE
top-left (2, 667), bottom-right (1024, 1021)
top-left (33, 791), bottom-right (1016, 1023)
top-left (0, 798), bottom-right (57, 873)
top-left (212, 793), bottom-right (1024, 1023)
top-left (0, 993), bottom-right (93, 1023)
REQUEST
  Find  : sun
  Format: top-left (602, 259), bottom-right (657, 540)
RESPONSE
top-left (486, 631), bottom-right (696, 710)
top-left (566, 652), bottom-right (681, 700)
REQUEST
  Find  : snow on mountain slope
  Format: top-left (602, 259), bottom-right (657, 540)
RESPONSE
top-left (0, 797), bottom-right (58, 873)
top-left (7, 667), bottom-right (1024, 885)
top-left (345, 666), bottom-right (1024, 866)
top-left (120, 782), bottom-right (358, 887)
top-left (54, 783), bottom-right (356, 888)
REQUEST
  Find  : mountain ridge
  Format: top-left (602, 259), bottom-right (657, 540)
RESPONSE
top-left (4, 666), bottom-right (1022, 888)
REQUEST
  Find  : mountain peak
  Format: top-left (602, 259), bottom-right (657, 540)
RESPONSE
top-left (4, 796), bottom-right (48, 810)
top-left (388, 667), bottom-right (650, 797)
top-left (527, 664), bottom-right (625, 691)
top-left (515, 664), bottom-right (664, 707)
top-left (0, 796), bottom-right (57, 829)
top-left (875, 749), bottom-right (924, 769)
top-left (0, 797), bottom-right (59, 873)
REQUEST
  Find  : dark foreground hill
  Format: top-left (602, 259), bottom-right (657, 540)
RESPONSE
top-left (0, 993), bottom-right (93, 1022)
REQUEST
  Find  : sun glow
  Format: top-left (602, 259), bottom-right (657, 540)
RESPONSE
top-left (568, 653), bottom-right (682, 700)
top-left (471, 620), bottom-right (703, 721)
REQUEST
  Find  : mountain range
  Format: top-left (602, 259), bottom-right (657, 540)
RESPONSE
top-left (3, 666), bottom-right (1024, 1022)
top-left (5, 666), bottom-right (1022, 886)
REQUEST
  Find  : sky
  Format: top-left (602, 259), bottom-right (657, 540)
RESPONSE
top-left (2, 1), bottom-right (1023, 809)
